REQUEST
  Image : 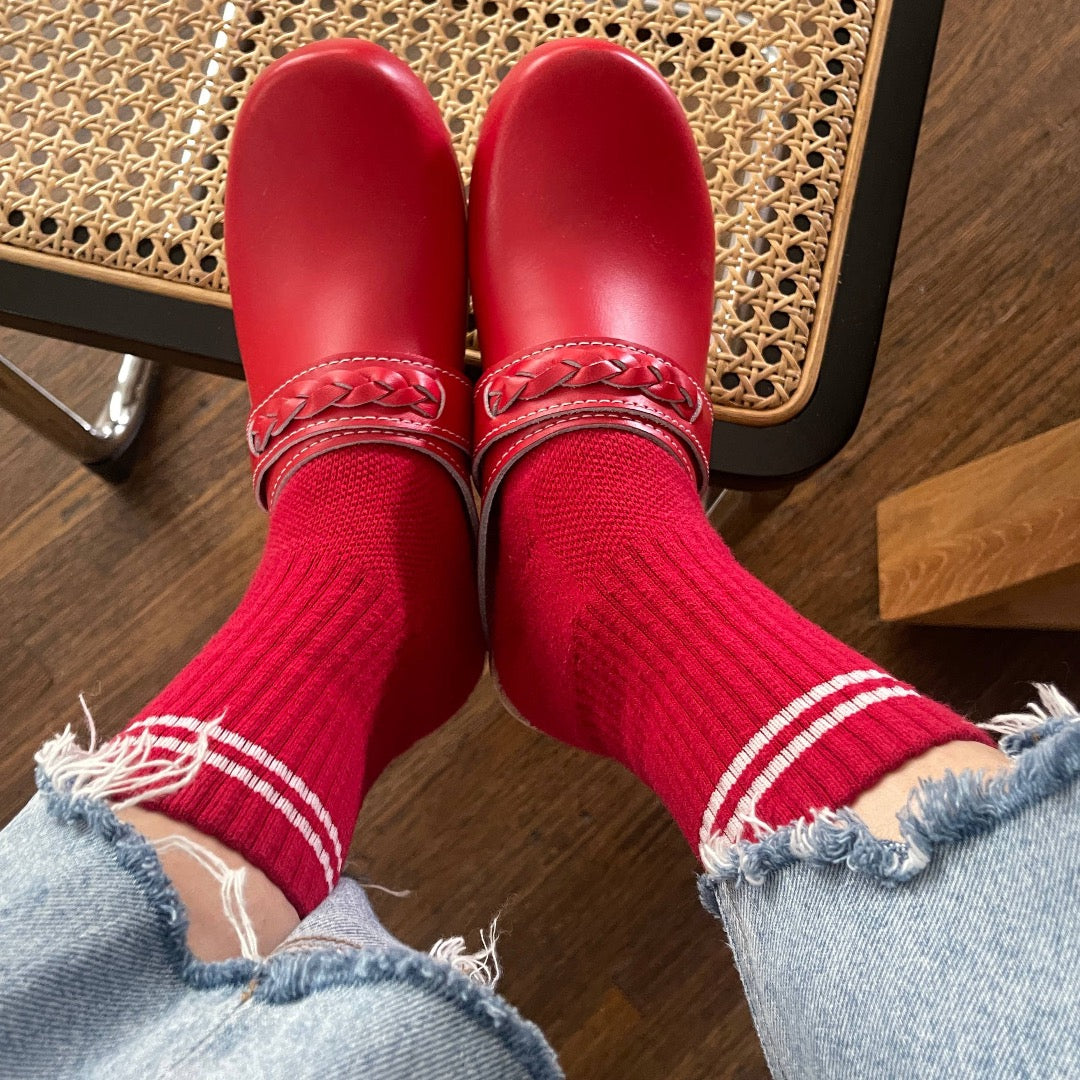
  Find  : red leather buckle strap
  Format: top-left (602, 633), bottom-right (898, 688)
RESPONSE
top-left (247, 354), bottom-right (473, 514)
top-left (473, 339), bottom-right (712, 497)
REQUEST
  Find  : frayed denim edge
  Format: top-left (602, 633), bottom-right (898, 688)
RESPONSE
top-left (36, 767), bottom-right (258, 990)
top-left (256, 947), bottom-right (563, 1079)
top-left (697, 709), bottom-right (1080, 914)
top-left (34, 769), bottom-right (563, 1080)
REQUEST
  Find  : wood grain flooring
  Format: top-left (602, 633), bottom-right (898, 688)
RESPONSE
top-left (2, 2), bottom-right (1079, 1075)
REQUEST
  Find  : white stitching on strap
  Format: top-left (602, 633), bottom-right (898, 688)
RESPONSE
top-left (253, 409), bottom-right (471, 451)
top-left (247, 355), bottom-right (471, 436)
top-left (475, 397), bottom-right (709, 463)
top-left (477, 339), bottom-right (676, 385)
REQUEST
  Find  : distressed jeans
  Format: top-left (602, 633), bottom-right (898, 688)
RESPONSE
top-left (1, 689), bottom-right (1078, 1078)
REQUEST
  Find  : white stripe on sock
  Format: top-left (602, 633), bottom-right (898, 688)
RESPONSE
top-left (697, 669), bottom-right (897, 851)
top-left (139, 733), bottom-right (336, 892)
top-left (702, 683), bottom-right (920, 855)
top-left (130, 715), bottom-right (343, 871)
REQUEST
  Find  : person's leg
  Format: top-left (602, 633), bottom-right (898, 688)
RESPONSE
top-left (117, 807), bottom-right (299, 960)
top-left (848, 738), bottom-right (1007, 840)
top-left (85, 40), bottom-right (484, 960)
top-left (0, 779), bottom-right (561, 1078)
top-left (491, 432), bottom-right (1006, 854)
top-left (106, 441), bottom-right (481, 959)
top-left (468, 41), bottom-right (1080, 1076)
top-left (699, 689), bottom-right (1080, 1078)
top-left (469, 42), bottom-right (1000, 865)
top-left (479, 268), bottom-right (1080, 1077)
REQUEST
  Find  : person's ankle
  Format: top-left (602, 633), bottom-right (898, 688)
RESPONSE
top-left (849, 740), bottom-right (1011, 841)
top-left (117, 806), bottom-right (299, 961)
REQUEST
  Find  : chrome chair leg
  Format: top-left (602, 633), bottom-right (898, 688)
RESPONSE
top-left (0, 352), bottom-right (158, 481)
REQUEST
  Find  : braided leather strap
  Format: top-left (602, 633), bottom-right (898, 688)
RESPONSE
top-left (482, 347), bottom-right (704, 424)
top-left (247, 355), bottom-right (472, 512)
top-left (473, 339), bottom-right (712, 497)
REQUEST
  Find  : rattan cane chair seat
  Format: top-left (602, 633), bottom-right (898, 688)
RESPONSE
top-left (0, 0), bottom-right (885, 426)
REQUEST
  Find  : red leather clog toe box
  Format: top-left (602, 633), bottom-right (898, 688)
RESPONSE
top-left (469, 40), bottom-right (716, 499)
top-left (226, 40), bottom-right (472, 512)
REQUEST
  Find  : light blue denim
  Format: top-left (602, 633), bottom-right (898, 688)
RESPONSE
top-left (0, 776), bottom-right (562, 1079)
top-left (701, 702), bottom-right (1080, 1079)
top-left (2, 701), bottom-right (1079, 1078)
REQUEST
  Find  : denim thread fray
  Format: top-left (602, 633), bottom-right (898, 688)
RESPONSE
top-left (35, 706), bottom-right (505, 985)
top-left (698, 685), bottom-right (1080, 908)
top-left (33, 729), bottom-right (562, 1078)
top-left (36, 768), bottom-right (259, 991)
top-left (252, 944), bottom-right (558, 1076)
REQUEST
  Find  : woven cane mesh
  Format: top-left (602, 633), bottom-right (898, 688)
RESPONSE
top-left (0, 0), bottom-right (880, 423)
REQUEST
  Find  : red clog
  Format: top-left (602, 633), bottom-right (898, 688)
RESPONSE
top-left (469, 39), bottom-right (716, 605)
top-left (226, 40), bottom-right (473, 516)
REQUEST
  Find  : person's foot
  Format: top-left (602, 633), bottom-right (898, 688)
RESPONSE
top-left (229, 38), bottom-right (475, 513)
top-left (470, 41), bottom-right (995, 860)
top-left (108, 40), bottom-right (483, 919)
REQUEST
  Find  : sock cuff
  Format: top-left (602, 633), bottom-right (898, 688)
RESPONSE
top-left (131, 715), bottom-right (351, 915)
top-left (693, 675), bottom-right (993, 854)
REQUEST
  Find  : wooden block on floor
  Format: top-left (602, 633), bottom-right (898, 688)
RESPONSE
top-left (877, 418), bottom-right (1080, 629)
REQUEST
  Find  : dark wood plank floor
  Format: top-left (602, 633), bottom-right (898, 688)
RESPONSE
top-left (2, 3), bottom-right (1078, 1076)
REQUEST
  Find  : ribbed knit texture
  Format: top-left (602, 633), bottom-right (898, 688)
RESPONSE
top-left (117, 445), bottom-right (483, 915)
top-left (492, 430), bottom-right (992, 857)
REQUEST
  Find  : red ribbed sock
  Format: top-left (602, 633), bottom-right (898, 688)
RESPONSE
top-left (492, 431), bottom-right (992, 858)
top-left (115, 446), bottom-right (483, 915)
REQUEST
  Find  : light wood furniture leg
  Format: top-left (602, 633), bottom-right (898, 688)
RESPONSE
top-left (877, 418), bottom-right (1080, 629)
